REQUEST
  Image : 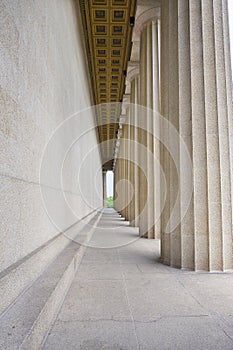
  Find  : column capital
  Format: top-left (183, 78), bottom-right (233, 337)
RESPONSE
top-left (133, 5), bottom-right (160, 42)
top-left (121, 94), bottom-right (131, 115)
top-left (129, 2), bottom-right (161, 67)
top-left (126, 63), bottom-right (140, 82)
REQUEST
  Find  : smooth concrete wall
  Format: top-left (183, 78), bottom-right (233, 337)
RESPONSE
top-left (0, 0), bottom-right (103, 272)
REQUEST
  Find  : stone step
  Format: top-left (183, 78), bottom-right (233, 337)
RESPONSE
top-left (0, 212), bottom-right (102, 350)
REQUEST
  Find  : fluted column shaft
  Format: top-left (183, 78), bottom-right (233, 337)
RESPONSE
top-left (138, 20), bottom-right (161, 238)
top-left (103, 170), bottom-right (107, 208)
top-left (126, 107), bottom-right (131, 222)
top-left (161, 0), bottom-right (170, 265)
top-left (121, 123), bottom-right (127, 219)
top-left (161, 0), bottom-right (233, 271)
top-left (129, 85), bottom-right (135, 224)
top-left (130, 76), bottom-right (141, 227)
top-left (139, 26), bottom-right (149, 237)
top-left (115, 150), bottom-right (119, 213)
top-left (117, 128), bottom-right (124, 217)
top-left (114, 160), bottom-right (117, 209)
top-left (178, 0), bottom-right (194, 270)
top-left (129, 77), bottom-right (139, 226)
top-left (152, 20), bottom-right (161, 239)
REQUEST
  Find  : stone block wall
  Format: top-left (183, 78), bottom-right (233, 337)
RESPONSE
top-left (0, 0), bottom-right (102, 272)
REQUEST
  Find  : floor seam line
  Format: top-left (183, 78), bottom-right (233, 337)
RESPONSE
top-left (175, 276), bottom-right (233, 344)
top-left (117, 247), bottom-right (141, 350)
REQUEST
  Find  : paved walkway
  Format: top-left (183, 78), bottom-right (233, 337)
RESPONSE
top-left (43, 209), bottom-right (233, 350)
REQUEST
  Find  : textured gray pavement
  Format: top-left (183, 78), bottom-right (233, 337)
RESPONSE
top-left (43, 209), bottom-right (233, 350)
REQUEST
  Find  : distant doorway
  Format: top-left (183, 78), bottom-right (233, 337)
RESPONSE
top-left (106, 171), bottom-right (114, 208)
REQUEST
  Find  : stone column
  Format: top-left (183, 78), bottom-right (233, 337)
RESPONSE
top-left (129, 78), bottom-right (136, 225)
top-left (178, 0), bottom-right (194, 270)
top-left (222, 0), bottom-right (233, 210)
top-left (103, 170), bottom-right (107, 208)
top-left (113, 162), bottom-right (116, 208)
top-left (152, 20), bottom-right (161, 239)
top-left (167, 0), bottom-right (181, 268)
top-left (129, 89), bottom-right (135, 224)
top-left (160, 0), bottom-right (171, 265)
top-left (130, 75), bottom-right (140, 227)
top-left (160, 0), bottom-right (233, 271)
top-left (121, 123), bottom-right (127, 219)
top-left (116, 128), bottom-right (124, 217)
top-left (139, 22), bottom-right (159, 238)
top-left (146, 22), bottom-right (155, 239)
top-left (126, 107), bottom-right (131, 222)
top-left (198, 0), bottom-right (232, 271)
top-left (139, 26), bottom-right (149, 237)
top-left (114, 157), bottom-right (119, 212)
top-left (120, 127), bottom-right (125, 218)
top-left (139, 21), bottom-right (161, 238)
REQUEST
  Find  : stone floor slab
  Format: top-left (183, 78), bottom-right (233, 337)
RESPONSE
top-left (135, 316), bottom-right (233, 350)
top-left (44, 320), bottom-right (139, 350)
top-left (56, 279), bottom-right (131, 322)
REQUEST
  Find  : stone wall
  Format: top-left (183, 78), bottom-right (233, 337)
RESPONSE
top-left (0, 0), bottom-right (102, 272)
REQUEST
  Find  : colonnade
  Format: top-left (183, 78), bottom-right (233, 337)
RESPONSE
top-left (114, 0), bottom-right (233, 272)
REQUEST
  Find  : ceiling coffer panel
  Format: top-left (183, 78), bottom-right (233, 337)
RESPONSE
top-left (79, 0), bottom-right (136, 170)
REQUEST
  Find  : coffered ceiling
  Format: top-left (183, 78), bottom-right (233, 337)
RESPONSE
top-left (79, 0), bottom-right (136, 170)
